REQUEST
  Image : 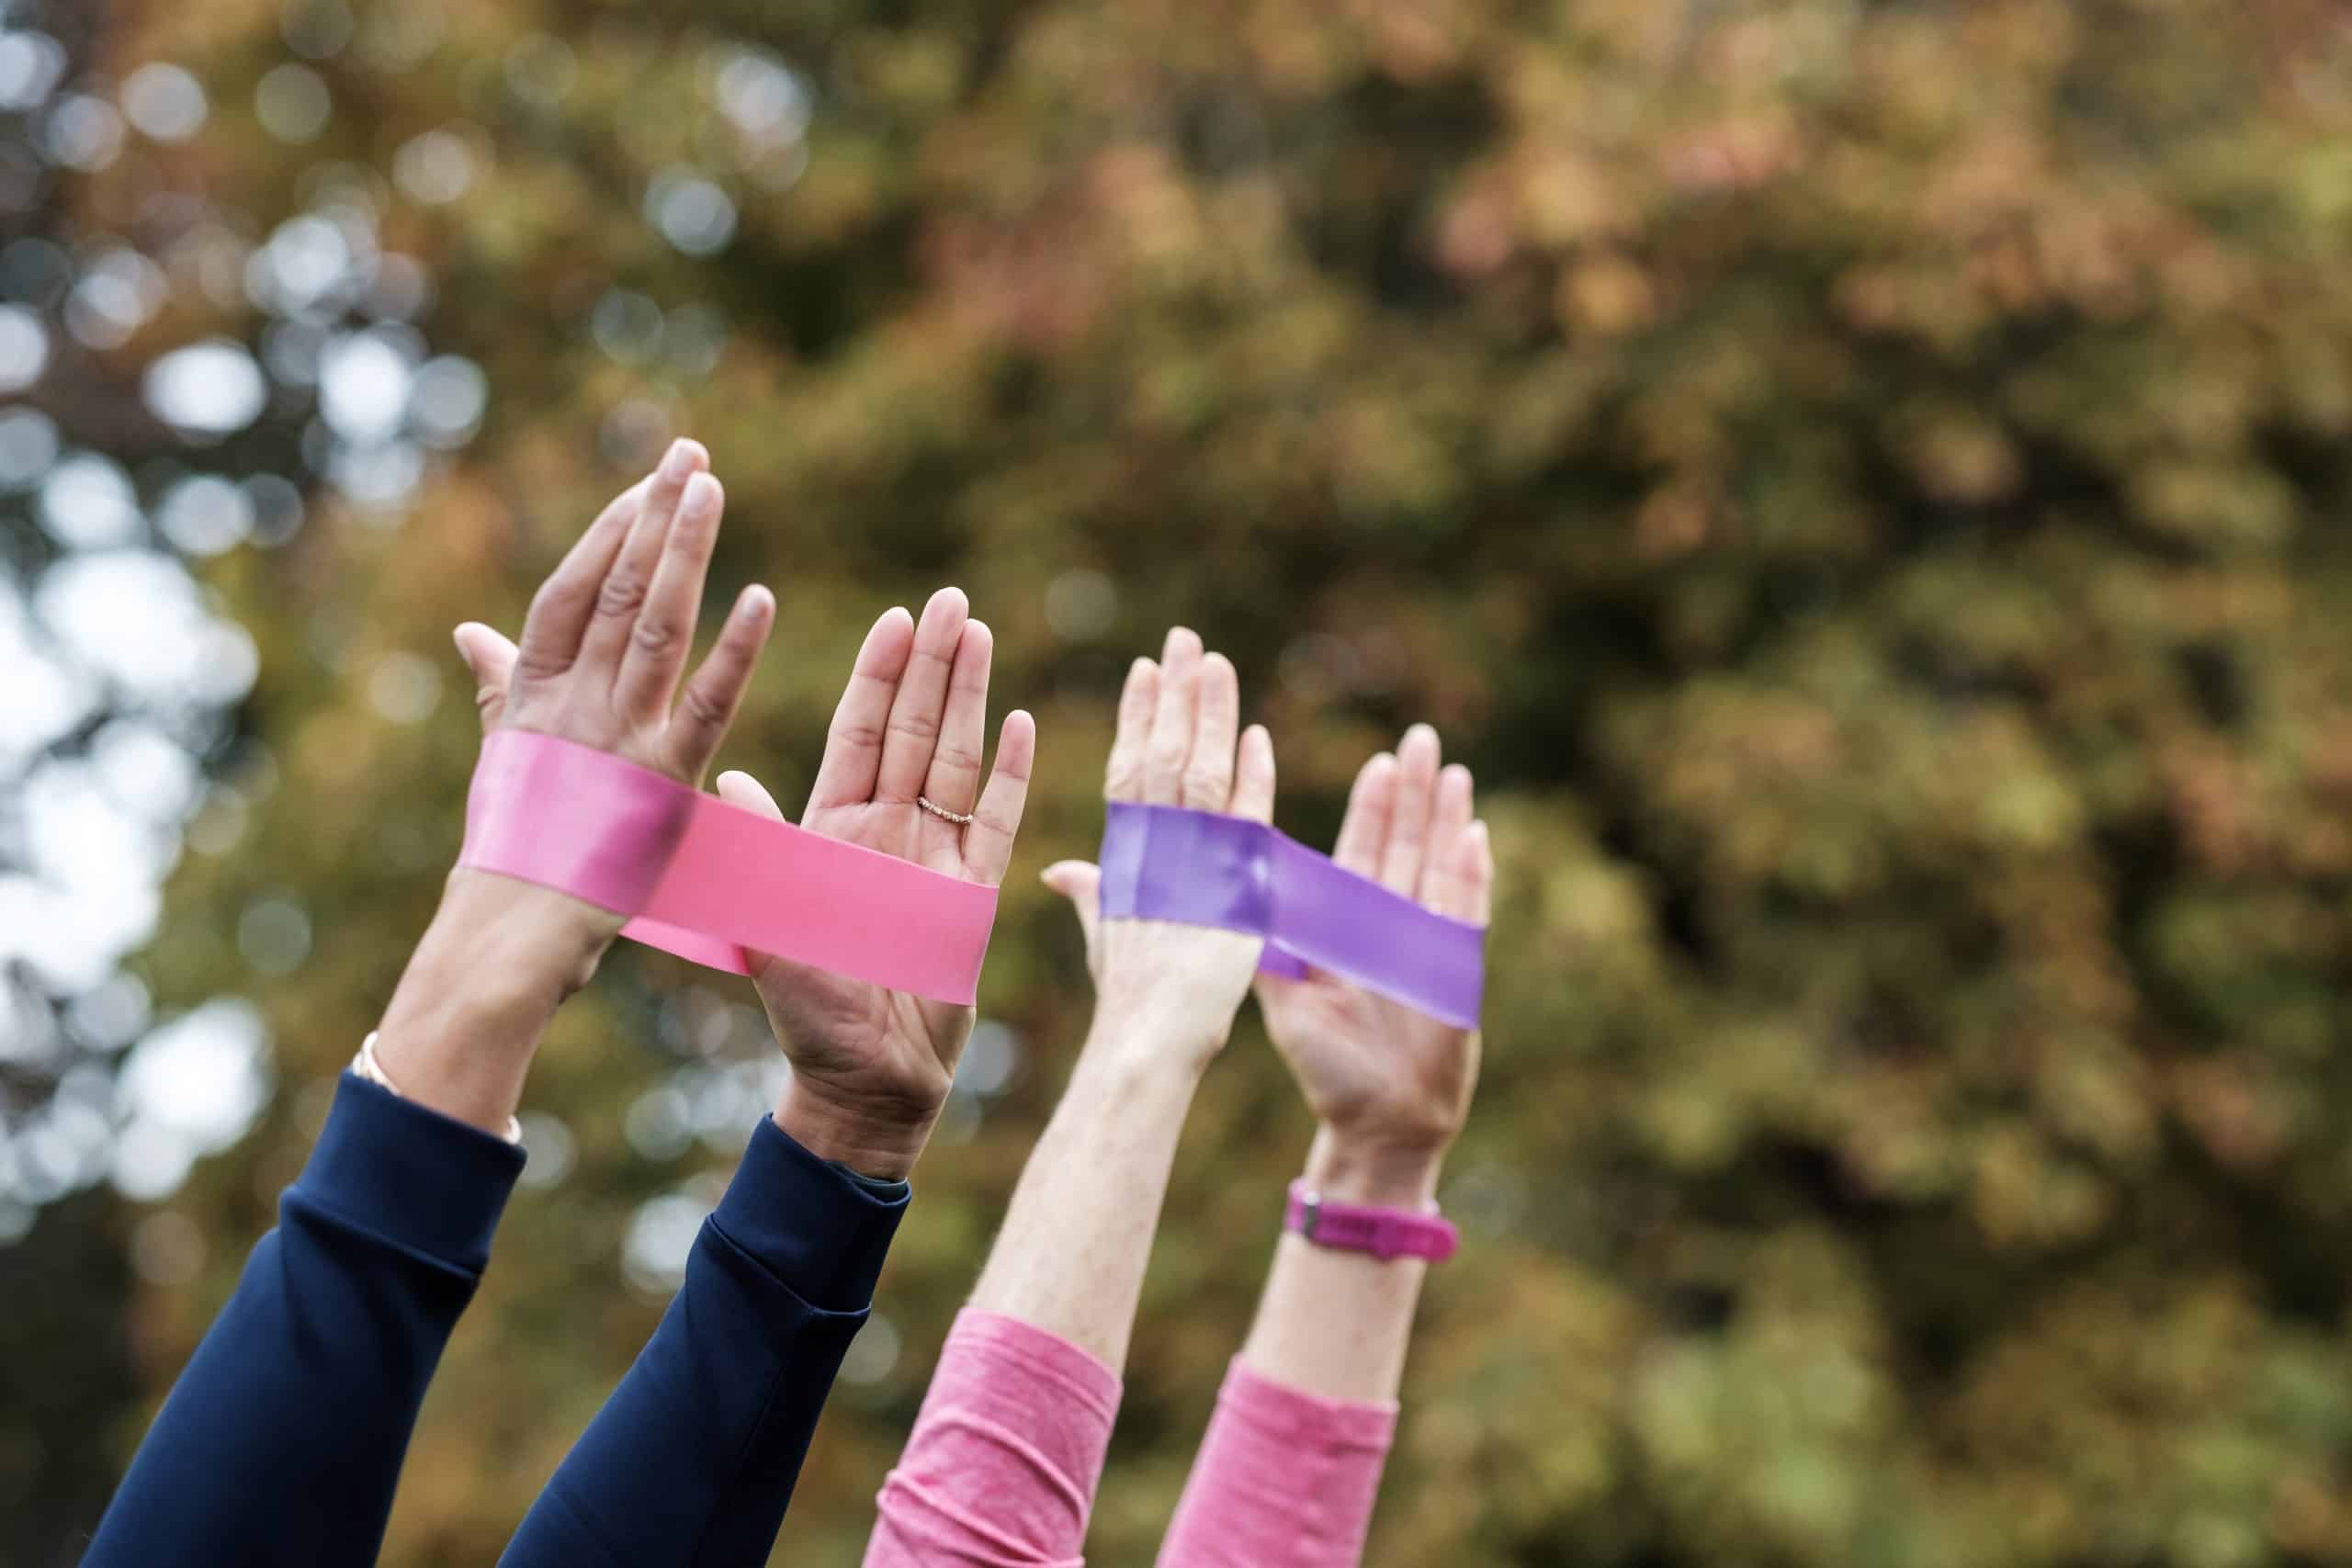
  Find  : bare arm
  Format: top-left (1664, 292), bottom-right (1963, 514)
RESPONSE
top-left (863, 628), bottom-right (1274, 1567)
top-left (970, 628), bottom-right (1272, 1365)
top-left (1161, 727), bottom-right (1493, 1566)
top-left (396, 439), bottom-right (774, 1131)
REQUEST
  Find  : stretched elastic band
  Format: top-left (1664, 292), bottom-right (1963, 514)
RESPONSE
top-left (1096, 802), bottom-right (1484, 1029)
top-left (458, 729), bottom-right (998, 1004)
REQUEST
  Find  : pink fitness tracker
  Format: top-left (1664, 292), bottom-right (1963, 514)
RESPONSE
top-left (1285, 1180), bottom-right (1460, 1263)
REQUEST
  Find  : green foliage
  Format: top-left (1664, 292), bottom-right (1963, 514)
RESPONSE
top-left (62, 0), bottom-right (2352, 1562)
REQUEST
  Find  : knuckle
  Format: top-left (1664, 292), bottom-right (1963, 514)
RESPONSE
top-left (629, 615), bottom-right (681, 658)
top-left (1182, 765), bottom-right (1228, 800)
top-left (594, 574), bottom-right (648, 620)
top-left (678, 681), bottom-right (729, 732)
top-left (832, 720), bottom-right (886, 753)
top-left (888, 709), bottom-right (941, 745)
top-left (931, 739), bottom-right (983, 774)
top-left (663, 516), bottom-right (716, 558)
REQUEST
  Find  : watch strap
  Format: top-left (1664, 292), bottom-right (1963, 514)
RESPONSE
top-left (1285, 1179), bottom-right (1460, 1263)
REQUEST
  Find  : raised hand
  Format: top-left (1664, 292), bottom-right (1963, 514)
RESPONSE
top-left (958, 631), bottom-right (1278, 1372)
top-left (395, 439), bottom-right (774, 1132)
top-left (715, 589), bottom-right (1035, 1180)
top-left (447, 441), bottom-right (775, 953)
top-left (1042, 626), bottom-right (1276, 1068)
top-left (452, 442), bottom-right (772, 779)
top-left (1255, 725), bottom-right (1492, 1201)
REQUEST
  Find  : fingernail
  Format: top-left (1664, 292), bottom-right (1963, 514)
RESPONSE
top-left (660, 440), bottom-right (695, 481)
top-left (739, 584), bottom-right (774, 619)
top-left (450, 624), bottom-right (474, 655)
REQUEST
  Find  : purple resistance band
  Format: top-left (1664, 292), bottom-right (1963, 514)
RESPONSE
top-left (1096, 801), bottom-right (1486, 1030)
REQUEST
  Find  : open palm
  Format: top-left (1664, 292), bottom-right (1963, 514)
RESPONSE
top-left (716, 589), bottom-right (1031, 1159)
top-left (460, 581), bottom-right (1032, 1176)
top-left (1256, 725), bottom-right (1492, 1153)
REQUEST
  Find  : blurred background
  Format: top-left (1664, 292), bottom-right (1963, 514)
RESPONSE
top-left (8, 0), bottom-right (2352, 1562)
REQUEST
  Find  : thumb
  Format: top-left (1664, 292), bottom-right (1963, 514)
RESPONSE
top-left (1040, 860), bottom-right (1102, 974)
top-left (717, 770), bottom-right (789, 821)
top-left (453, 622), bottom-right (519, 735)
top-left (715, 772), bottom-right (790, 986)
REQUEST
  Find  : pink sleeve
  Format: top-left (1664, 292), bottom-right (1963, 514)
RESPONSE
top-left (863, 1308), bottom-right (1125, 1568)
top-left (1156, 1359), bottom-right (1398, 1568)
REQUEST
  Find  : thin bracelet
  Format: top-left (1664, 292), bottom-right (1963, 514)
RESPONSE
top-left (353, 1032), bottom-right (523, 1145)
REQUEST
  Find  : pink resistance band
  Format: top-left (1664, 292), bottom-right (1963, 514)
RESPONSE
top-left (457, 729), bottom-right (999, 1005)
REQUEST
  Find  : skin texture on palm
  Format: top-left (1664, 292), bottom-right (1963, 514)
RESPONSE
top-left (458, 583), bottom-right (1036, 1180)
top-left (967, 627), bottom-right (1275, 1370)
top-left (715, 590), bottom-right (1034, 1180)
top-left (379, 438), bottom-right (777, 1135)
top-left (1039, 633), bottom-right (1277, 1060)
top-left (1258, 726), bottom-right (1494, 1170)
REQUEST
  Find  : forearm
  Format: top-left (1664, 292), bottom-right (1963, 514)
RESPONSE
top-left (372, 871), bottom-right (612, 1135)
top-left (85, 1076), bottom-right (524, 1567)
top-left (865, 1309), bottom-right (1122, 1568)
top-left (966, 1021), bottom-right (1210, 1372)
top-left (1157, 1132), bottom-right (1440, 1568)
top-left (861, 1015), bottom-right (1205, 1568)
top-left (501, 1116), bottom-right (907, 1568)
top-left (1238, 1132), bottom-right (1443, 1402)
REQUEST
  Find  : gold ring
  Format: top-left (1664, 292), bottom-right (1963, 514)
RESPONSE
top-left (917, 795), bottom-right (974, 827)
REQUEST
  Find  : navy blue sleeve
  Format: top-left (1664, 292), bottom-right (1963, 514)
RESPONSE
top-left (500, 1115), bottom-right (909, 1568)
top-left (84, 1072), bottom-right (525, 1567)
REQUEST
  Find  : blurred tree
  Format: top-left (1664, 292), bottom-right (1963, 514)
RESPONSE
top-left (13, 0), bottom-right (2352, 1564)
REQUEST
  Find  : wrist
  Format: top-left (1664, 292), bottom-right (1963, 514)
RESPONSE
top-left (435, 870), bottom-right (620, 996)
top-left (1302, 1125), bottom-right (1449, 1209)
top-left (1080, 1009), bottom-right (1227, 1080)
top-left (370, 877), bottom-right (614, 1136)
top-left (773, 1078), bottom-right (932, 1183)
top-left (388, 880), bottom-right (607, 1045)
